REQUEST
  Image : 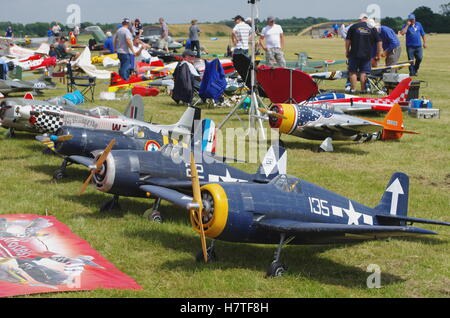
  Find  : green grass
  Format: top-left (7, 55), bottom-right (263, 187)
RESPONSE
top-left (1, 34), bottom-right (449, 298)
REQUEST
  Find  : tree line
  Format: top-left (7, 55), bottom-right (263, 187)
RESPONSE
top-left (2, 3), bottom-right (450, 38)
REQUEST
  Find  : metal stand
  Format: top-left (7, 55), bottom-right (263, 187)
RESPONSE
top-left (218, 0), bottom-right (267, 139)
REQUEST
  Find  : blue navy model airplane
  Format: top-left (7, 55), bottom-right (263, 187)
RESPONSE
top-left (76, 142), bottom-right (287, 222)
top-left (34, 108), bottom-right (216, 180)
top-left (142, 152), bottom-right (450, 277)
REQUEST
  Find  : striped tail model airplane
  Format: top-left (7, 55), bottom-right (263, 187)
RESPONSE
top-left (305, 77), bottom-right (413, 113)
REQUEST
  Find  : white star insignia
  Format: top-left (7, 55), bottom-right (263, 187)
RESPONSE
top-left (343, 201), bottom-right (362, 225)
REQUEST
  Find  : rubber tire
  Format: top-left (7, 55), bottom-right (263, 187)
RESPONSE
top-left (150, 211), bottom-right (163, 223)
top-left (195, 247), bottom-right (217, 263)
top-left (266, 261), bottom-right (287, 278)
top-left (53, 169), bottom-right (65, 180)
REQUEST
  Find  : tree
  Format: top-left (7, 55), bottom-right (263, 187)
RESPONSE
top-left (440, 2), bottom-right (450, 16)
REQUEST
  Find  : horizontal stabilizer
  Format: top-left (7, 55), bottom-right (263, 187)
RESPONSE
top-left (376, 214), bottom-right (450, 227)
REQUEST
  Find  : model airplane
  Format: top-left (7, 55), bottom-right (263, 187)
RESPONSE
top-left (0, 75), bottom-right (56, 98)
top-left (311, 61), bottom-right (413, 81)
top-left (145, 152), bottom-right (450, 276)
top-left (7, 55), bottom-right (57, 72)
top-left (287, 52), bottom-right (346, 72)
top-left (264, 103), bottom-right (418, 152)
top-left (74, 142), bottom-right (286, 222)
top-left (35, 114), bottom-right (216, 180)
top-left (304, 77), bottom-right (413, 113)
top-left (0, 95), bottom-right (196, 140)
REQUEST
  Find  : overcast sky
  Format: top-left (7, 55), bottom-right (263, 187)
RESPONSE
top-left (0, 0), bottom-right (445, 24)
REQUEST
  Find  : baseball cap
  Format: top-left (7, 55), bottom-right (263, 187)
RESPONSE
top-left (233, 15), bottom-right (245, 21)
top-left (106, 31), bottom-right (112, 37)
top-left (182, 49), bottom-right (196, 57)
top-left (408, 14), bottom-right (416, 20)
top-left (359, 13), bottom-right (369, 20)
top-left (267, 16), bottom-right (275, 22)
top-left (122, 18), bottom-right (130, 25)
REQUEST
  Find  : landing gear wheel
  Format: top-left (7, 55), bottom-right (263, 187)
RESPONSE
top-left (266, 261), bottom-right (287, 278)
top-left (52, 169), bottom-right (65, 180)
top-left (150, 211), bottom-right (163, 223)
top-left (195, 247), bottom-right (217, 263)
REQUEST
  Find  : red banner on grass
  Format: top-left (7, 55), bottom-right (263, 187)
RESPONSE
top-left (0, 214), bottom-right (141, 297)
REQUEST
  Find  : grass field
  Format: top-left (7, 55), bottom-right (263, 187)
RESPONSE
top-left (0, 33), bottom-right (449, 298)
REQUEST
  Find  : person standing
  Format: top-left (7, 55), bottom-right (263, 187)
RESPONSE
top-left (189, 19), bottom-right (201, 58)
top-left (5, 26), bottom-right (13, 38)
top-left (231, 15), bottom-right (252, 56)
top-left (345, 13), bottom-right (382, 93)
top-left (52, 23), bottom-right (61, 38)
top-left (400, 14), bottom-right (426, 76)
top-left (104, 31), bottom-right (115, 54)
top-left (259, 16), bottom-right (286, 67)
top-left (114, 18), bottom-right (136, 80)
top-left (132, 19), bottom-right (143, 38)
top-left (159, 18), bottom-right (170, 52)
top-left (374, 23), bottom-right (401, 69)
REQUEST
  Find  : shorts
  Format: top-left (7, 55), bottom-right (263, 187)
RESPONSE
top-left (348, 57), bottom-right (371, 74)
top-left (160, 38), bottom-right (169, 51)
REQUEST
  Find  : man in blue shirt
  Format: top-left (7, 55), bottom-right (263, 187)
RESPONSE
top-left (104, 31), bottom-right (114, 54)
top-left (400, 14), bottom-right (427, 76)
top-left (5, 26), bottom-right (13, 38)
top-left (375, 23), bottom-right (401, 69)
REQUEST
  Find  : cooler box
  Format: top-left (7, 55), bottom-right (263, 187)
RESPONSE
top-left (408, 108), bottom-right (440, 119)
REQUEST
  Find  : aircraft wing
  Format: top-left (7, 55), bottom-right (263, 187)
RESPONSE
top-left (67, 155), bottom-right (95, 167)
top-left (256, 219), bottom-right (437, 236)
top-left (139, 185), bottom-right (193, 209)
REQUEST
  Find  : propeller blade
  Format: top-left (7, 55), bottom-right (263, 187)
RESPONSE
top-left (258, 108), bottom-right (287, 119)
top-left (189, 151), bottom-right (208, 263)
top-left (78, 171), bottom-right (94, 195)
top-left (78, 139), bottom-right (115, 196)
top-left (95, 139), bottom-right (116, 170)
top-left (55, 134), bottom-right (73, 142)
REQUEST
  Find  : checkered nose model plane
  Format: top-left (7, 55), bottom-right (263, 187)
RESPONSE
top-left (265, 103), bottom-right (419, 152)
top-left (75, 143), bottom-right (287, 222)
top-left (0, 95), bottom-right (197, 140)
top-left (305, 77), bottom-right (413, 113)
top-left (146, 153), bottom-right (450, 277)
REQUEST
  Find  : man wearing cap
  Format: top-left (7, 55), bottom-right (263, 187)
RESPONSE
top-left (104, 31), bottom-right (115, 54)
top-left (56, 36), bottom-right (80, 60)
top-left (401, 14), bottom-right (426, 76)
top-left (374, 22), bottom-right (401, 69)
top-left (232, 15), bottom-right (252, 56)
top-left (259, 16), bottom-right (286, 67)
top-left (345, 13), bottom-right (382, 93)
top-left (114, 18), bottom-right (137, 80)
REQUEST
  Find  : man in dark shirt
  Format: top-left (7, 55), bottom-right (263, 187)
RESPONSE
top-left (345, 13), bottom-right (382, 93)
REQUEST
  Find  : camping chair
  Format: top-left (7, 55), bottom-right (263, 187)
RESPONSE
top-left (66, 57), bottom-right (96, 102)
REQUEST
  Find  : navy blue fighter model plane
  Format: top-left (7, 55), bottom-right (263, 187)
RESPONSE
top-left (35, 108), bottom-right (216, 180)
top-left (142, 152), bottom-right (450, 277)
top-left (75, 142), bottom-right (287, 222)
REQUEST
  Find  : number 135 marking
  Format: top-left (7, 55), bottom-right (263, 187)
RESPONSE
top-left (308, 197), bottom-right (330, 216)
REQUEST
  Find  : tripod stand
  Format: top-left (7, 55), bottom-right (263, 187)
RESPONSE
top-left (218, 0), bottom-right (267, 139)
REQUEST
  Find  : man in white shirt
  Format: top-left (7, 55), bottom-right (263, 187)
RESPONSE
top-left (259, 16), bottom-right (286, 67)
top-left (232, 15), bottom-right (252, 56)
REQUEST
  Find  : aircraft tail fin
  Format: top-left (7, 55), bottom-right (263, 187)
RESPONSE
top-left (254, 145), bottom-right (287, 181)
top-left (375, 172), bottom-right (409, 217)
top-left (110, 72), bottom-right (122, 86)
top-left (373, 104), bottom-right (419, 140)
top-left (23, 93), bottom-right (34, 100)
top-left (387, 77), bottom-right (413, 103)
top-left (200, 118), bottom-right (216, 153)
top-left (124, 95), bottom-right (145, 121)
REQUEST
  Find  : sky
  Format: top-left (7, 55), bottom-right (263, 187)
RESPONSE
top-left (0, 0), bottom-right (445, 24)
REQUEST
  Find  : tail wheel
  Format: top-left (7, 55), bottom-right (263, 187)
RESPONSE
top-left (190, 184), bottom-right (228, 239)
